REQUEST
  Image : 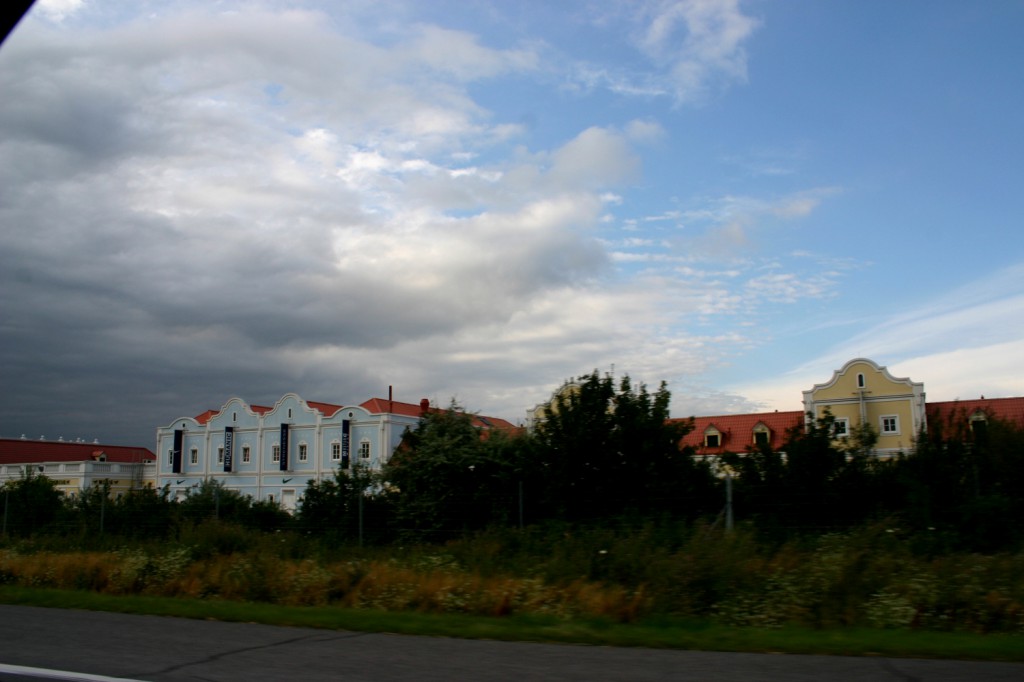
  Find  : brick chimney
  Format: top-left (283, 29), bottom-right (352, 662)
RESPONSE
top-left (420, 398), bottom-right (430, 415)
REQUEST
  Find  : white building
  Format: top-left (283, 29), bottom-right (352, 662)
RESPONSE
top-left (155, 393), bottom-right (432, 511)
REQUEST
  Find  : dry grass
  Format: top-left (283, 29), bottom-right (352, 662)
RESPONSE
top-left (2, 522), bottom-right (1023, 633)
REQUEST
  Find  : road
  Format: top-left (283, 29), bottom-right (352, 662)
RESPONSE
top-left (1, 605), bottom-right (1021, 681)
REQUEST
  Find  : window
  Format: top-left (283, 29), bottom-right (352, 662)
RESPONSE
top-left (298, 443), bottom-right (308, 462)
top-left (833, 418), bottom-right (849, 437)
top-left (272, 444), bottom-right (280, 463)
top-left (857, 373), bottom-right (865, 388)
top-left (970, 415), bottom-right (989, 443)
top-left (881, 415), bottom-right (900, 435)
top-left (331, 442), bottom-right (341, 461)
top-left (217, 447), bottom-right (224, 464)
top-left (242, 445), bottom-right (251, 463)
top-left (190, 447), bottom-right (198, 465)
top-left (705, 433), bottom-right (720, 448)
top-left (232, 412), bottom-right (237, 422)
top-left (359, 440), bottom-right (371, 459)
top-left (753, 430), bottom-right (769, 446)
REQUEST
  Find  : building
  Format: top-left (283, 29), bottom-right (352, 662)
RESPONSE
top-left (155, 393), bottom-right (517, 510)
top-left (0, 437), bottom-right (156, 497)
top-left (678, 358), bottom-right (1024, 458)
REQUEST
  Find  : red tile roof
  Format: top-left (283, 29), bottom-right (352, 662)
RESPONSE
top-left (927, 397), bottom-right (1024, 427)
top-left (674, 410), bottom-right (805, 455)
top-left (360, 398), bottom-right (520, 432)
top-left (193, 404), bottom-right (274, 423)
top-left (672, 397), bottom-right (1024, 456)
top-left (194, 410), bottom-right (218, 425)
top-left (0, 438), bottom-right (155, 465)
top-left (360, 397), bottom-right (426, 418)
top-left (307, 401), bottom-right (345, 418)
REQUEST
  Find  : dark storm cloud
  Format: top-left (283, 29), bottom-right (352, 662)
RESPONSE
top-left (0, 7), bottom-right (628, 446)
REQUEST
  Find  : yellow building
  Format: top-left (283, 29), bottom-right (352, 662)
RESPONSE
top-left (802, 358), bottom-right (927, 456)
top-left (0, 437), bottom-right (156, 497)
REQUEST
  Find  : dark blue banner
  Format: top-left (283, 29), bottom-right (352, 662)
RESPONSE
top-left (280, 423), bottom-right (289, 471)
top-left (223, 426), bottom-right (234, 472)
top-left (172, 429), bottom-right (183, 474)
top-left (341, 420), bottom-right (350, 469)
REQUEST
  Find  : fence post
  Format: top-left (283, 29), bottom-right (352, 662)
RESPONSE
top-left (726, 472), bottom-right (734, 532)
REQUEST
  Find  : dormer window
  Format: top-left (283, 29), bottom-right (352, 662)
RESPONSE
top-left (752, 424), bottom-right (770, 446)
top-left (970, 411), bottom-right (989, 441)
top-left (703, 426), bottom-right (722, 448)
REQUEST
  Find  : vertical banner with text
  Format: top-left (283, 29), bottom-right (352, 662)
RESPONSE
top-left (172, 429), bottom-right (183, 474)
top-left (341, 420), bottom-right (350, 469)
top-left (280, 423), bottom-right (289, 471)
top-left (223, 426), bottom-right (234, 472)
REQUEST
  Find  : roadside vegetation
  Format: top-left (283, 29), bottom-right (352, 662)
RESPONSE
top-left (2, 371), bottom-right (1023, 656)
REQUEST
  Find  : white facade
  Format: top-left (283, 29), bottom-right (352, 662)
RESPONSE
top-left (155, 393), bottom-right (423, 511)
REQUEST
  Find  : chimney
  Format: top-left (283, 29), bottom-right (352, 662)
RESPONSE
top-left (420, 398), bottom-right (430, 415)
top-left (389, 385), bottom-right (393, 414)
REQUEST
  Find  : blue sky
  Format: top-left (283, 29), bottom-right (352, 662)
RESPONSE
top-left (2, 0), bottom-right (1023, 446)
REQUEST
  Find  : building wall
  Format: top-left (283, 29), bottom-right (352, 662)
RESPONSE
top-left (802, 358), bottom-right (926, 456)
top-left (155, 393), bottom-right (421, 510)
top-left (0, 461), bottom-right (156, 497)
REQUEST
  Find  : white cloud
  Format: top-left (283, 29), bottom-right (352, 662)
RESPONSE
top-left (635, 0), bottom-right (761, 103)
top-left (32, 0), bottom-right (86, 22)
top-left (727, 263), bottom-right (1024, 410)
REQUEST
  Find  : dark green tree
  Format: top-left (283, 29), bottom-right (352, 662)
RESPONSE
top-left (296, 464), bottom-right (388, 542)
top-left (66, 482), bottom-right (175, 540)
top-left (897, 408), bottom-right (1024, 551)
top-left (384, 403), bottom-right (521, 540)
top-left (533, 371), bottom-right (713, 521)
top-left (2, 469), bottom-right (64, 537)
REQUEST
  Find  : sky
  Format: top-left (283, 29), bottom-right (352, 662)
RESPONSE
top-left (2, 0), bottom-right (1023, 448)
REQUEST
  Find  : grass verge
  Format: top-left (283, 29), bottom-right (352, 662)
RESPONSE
top-left (1, 586), bottom-right (1021, 661)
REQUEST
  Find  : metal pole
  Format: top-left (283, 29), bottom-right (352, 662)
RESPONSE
top-left (518, 480), bottom-right (524, 530)
top-left (725, 472), bottom-right (734, 532)
top-left (358, 488), bottom-right (364, 547)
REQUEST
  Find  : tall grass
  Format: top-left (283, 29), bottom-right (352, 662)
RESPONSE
top-left (2, 520), bottom-right (1022, 633)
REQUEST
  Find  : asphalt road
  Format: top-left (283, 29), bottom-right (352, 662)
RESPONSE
top-left (0, 605), bottom-right (1022, 681)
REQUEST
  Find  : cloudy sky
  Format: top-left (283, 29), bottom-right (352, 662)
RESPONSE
top-left (2, 0), bottom-right (1023, 447)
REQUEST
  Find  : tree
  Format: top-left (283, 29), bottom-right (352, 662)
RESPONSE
top-left (2, 469), bottom-right (64, 536)
top-left (532, 371), bottom-right (714, 521)
top-left (896, 409), bottom-right (1024, 551)
top-left (384, 403), bottom-right (521, 540)
top-left (297, 464), bottom-right (386, 542)
top-left (66, 482), bottom-right (175, 540)
top-left (171, 479), bottom-right (288, 532)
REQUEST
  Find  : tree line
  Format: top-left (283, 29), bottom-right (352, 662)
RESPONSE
top-left (4, 371), bottom-right (1023, 552)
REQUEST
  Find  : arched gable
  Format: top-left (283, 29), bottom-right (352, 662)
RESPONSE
top-left (206, 397), bottom-right (264, 429)
top-left (803, 358), bottom-right (926, 456)
top-left (264, 393), bottom-right (322, 427)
